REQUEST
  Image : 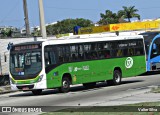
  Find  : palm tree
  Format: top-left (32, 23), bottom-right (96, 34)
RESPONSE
top-left (118, 6), bottom-right (140, 22)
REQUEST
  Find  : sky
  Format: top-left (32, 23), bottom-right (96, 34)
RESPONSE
top-left (0, 0), bottom-right (160, 28)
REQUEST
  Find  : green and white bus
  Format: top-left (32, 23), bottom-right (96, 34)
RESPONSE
top-left (9, 34), bottom-right (146, 95)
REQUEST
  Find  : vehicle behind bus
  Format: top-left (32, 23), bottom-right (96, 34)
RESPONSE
top-left (140, 31), bottom-right (160, 71)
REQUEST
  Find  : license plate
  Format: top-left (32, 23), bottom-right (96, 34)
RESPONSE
top-left (22, 87), bottom-right (29, 90)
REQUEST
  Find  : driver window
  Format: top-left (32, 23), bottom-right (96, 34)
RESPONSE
top-left (45, 52), bottom-right (50, 66)
top-left (44, 46), bottom-right (57, 67)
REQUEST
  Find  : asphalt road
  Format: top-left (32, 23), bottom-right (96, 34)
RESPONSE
top-left (0, 72), bottom-right (160, 112)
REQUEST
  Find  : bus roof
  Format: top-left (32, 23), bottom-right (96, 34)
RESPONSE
top-left (43, 34), bottom-right (143, 45)
top-left (12, 34), bottom-right (143, 47)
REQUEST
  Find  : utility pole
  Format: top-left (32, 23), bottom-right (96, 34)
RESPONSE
top-left (23, 0), bottom-right (30, 36)
top-left (38, 0), bottom-right (47, 39)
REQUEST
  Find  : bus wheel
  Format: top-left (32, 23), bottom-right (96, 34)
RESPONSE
top-left (32, 89), bottom-right (42, 95)
top-left (107, 70), bottom-right (121, 85)
top-left (113, 70), bottom-right (121, 85)
top-left (83, 82), bottom-right (96, 89)
top-left (59, 77), bottom-right (70, 93)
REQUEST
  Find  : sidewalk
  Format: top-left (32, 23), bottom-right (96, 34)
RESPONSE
top-left (0, 85), bottom-right (12, 94)
top-left (92, 86), bottom-right (160, 106)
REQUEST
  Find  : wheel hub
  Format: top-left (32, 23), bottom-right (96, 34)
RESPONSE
top-left (63, 81), bottom-right (68, 88)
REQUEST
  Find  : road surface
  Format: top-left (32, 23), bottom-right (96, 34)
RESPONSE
top-left (0, 73), bottom-right (160, 112)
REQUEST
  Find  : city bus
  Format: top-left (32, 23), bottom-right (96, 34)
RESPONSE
top-left (9, 34), bottom-right (146, 95)
top-left (139, 31), bottom-right (160, 71)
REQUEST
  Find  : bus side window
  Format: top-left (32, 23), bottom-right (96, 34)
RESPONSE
top-left (135, 47), bottom-right (144, 55)
top-left (91, 52), bottom-right (98, 59)
top-left (117, 50), bottom-right (122, 57)
top-left (59, 56), bottom-right (63, 63)
top-left (78, 53), bottom-right (83, 60)
top-left (136, 50), bottom-right (141, 55)
top-left (71, 53), bottom-right (77, 61)
top-left (128, 48), bottom-right (134, 55)
top-left (98, 51), bottom-right (104, 59)
top-left (104, 50), bottom-right (110, 58)
top-left (84, 52), bottom-right (89, 59)
top-left (36, 54), bottom-right (41, 62)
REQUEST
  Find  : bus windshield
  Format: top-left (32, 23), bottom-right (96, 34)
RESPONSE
top-left (140, 32), bottom-right (159, 56)
top-left (10, 51), bottom-right (42, 76)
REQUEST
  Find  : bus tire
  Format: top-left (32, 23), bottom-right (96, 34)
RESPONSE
top-left (107, 70), bottom-right (121, 85)
top-left (59, 77), bottom-right (70, 93)
top-left (83, 82), bottom-right (96, 89)
top-left (113, 70), bottom-right (121, 85)
top-left (32, 89), bottom-right (42, 95)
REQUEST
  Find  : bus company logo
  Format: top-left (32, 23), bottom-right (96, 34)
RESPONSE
top-left (83, 65), bottom-right (89, 70)
top-left (68, 67), bottom-right (73, 72)
top-left (125, 57), bottom-right (133, 68)
top-left (74, 67), bottom-right (82, 72)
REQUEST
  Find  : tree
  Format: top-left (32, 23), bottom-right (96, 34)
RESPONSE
top-left (46, 18), bottom-right (93, 35)
top-left (98, 10), bottom-right (119, 25)
top-left (98, 6), bottom-right (141, 25)
top-left (0, 28), bottom-right (12, 37)
top-left (118, 6), bottom-right (140, 22)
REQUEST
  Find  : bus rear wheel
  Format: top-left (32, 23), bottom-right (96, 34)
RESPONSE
top-left (59, 77), bottom-right (71, 93)
top-left (107, 70), bottom-right (121, 85)
top-left (32, 89), bottom-right (42, 95)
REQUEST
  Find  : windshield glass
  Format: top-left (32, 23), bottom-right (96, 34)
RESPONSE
top-left (10, 51), bottom-right (42, 76)
top-left (140, 32), bottom-right (159, 56)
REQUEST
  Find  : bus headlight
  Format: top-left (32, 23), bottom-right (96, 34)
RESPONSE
top-left (38, 74), bottom-right (44, 82)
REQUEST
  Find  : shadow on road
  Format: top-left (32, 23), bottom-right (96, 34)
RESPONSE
top-left (9, 79), bottom-right (143, 97)
top-left (9, 89), bottom-right (59, 97)
top-left (121, 80), bottom-right (144, 84)
top-left (139, 71), bottom-right (160, 76)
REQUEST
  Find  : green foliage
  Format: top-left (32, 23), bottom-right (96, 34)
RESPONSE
top-left (98, 10), bottom-right (120, 25)
top-left (98, 6), bottom-right (140, 25)
top-left (5, 28), bottom-right (12, 37)
top-left (119, 6), bottom-right (140, 22)
top-left (46, 18), bottom-right (93, 35)
top-left (0, 28), bottom-right (12, 37)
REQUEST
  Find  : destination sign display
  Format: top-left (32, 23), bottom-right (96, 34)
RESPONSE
top-left (13, 44), bottom-right (41, 51)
